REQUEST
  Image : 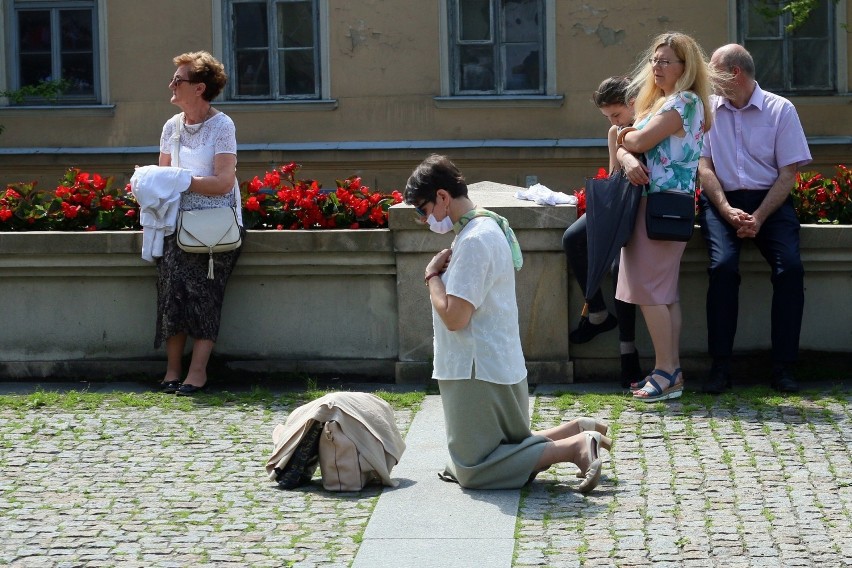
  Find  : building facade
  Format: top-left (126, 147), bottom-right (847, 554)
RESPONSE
top-left (1, 0), bottom-right (850, 192)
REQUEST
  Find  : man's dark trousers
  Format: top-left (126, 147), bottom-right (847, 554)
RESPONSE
top-left (697, 190), bottom-right (804, 364)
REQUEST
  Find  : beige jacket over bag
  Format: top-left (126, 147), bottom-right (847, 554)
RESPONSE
top-left (265, 392), bottom-right (406, 487)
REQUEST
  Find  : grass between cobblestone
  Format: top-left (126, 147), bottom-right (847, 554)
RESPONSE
top-left (0, 385), bottom-right (425, 413)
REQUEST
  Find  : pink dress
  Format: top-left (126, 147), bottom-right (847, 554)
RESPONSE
top-left (616, 197), bottom-right (687, 305)
top-left (616, 91), bottom-right (704, 306)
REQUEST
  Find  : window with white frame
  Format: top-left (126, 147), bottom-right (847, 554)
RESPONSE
top-left (448, 0), bottom-right (545, 95)
top-left (225, 0), bottom-right (320, 100)
top-left (7, 0), bottom-right (99, 104)
top-left (738, 0), bottom-right (835, 94)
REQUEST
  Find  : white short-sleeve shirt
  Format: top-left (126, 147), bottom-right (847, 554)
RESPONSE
top-left (431, 217), bottom-right (527, 384)
top-left (160, 112), bottom-right (242, 224)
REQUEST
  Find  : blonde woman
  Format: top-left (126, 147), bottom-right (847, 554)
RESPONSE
top-left (614, 32), bottom-right (715, 402)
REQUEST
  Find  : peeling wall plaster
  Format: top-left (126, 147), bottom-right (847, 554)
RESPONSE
top-left (344, 20), bottom-right (385, 54)
top-left (573, 21), bottom-right (626, 46)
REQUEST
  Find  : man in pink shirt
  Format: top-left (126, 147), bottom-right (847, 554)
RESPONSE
top-left (697, 44), bottom-right (811, 394)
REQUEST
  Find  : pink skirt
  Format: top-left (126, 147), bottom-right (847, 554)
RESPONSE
top-left (615, 197), bottom-right (687, 306)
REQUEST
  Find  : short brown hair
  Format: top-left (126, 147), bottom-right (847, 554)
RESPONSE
top-left (404, 154), bottom-right (468, 205)
top-left (173, 51), bottom-right (228, 101)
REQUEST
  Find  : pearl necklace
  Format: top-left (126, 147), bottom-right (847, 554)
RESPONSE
top-left (182, 107), bottom-right (213, 136)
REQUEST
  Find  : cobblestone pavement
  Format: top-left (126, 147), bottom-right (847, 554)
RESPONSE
top-left (519, 387), bottom-right (852, 568)
top-left (0, 394), bottom-right (415, 568)
top-left (1, 384), bottom-right (850, 567)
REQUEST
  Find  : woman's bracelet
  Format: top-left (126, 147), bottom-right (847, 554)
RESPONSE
top-left (424, 272), bottom-right (441, 285)
top-left (616, 127), bottom-right (636, 147)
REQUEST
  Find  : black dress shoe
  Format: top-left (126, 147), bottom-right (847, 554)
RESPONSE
top-left (159, 380), bottom-right (180, 394)
top-left (176, 383), bottom-right (207, 396)
top-left (771, 367), bottom-right (800, 393)
top-left (620, 350), bottom-right (642, 388)
top-left (702, 365), bottom-right (732, 395)
top-left (569, 313), bottom-right (617, 344)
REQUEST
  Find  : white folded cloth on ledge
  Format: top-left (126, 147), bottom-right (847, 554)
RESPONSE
top-left (514, 183), bottom-right (577, 206)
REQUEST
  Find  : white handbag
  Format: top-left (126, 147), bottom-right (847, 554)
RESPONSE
top-left (176, 207), bottom-right (242, 278)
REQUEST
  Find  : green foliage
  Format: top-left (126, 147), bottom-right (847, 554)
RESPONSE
top-left (1, 79), bottom-right (71, 104)
top-left (0, 79), bottom-right (71, 135)
top-left (754, 0), bottom-right (838, 32)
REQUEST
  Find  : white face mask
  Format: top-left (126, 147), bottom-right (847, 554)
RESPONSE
top-left (427, 213), bottom-right (454, 234)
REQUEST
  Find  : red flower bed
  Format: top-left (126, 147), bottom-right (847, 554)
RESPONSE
top-left (0, 164), bottom-right (402, 232)
top-left (1, 164), bottom-right (848, 231)
top-left (792, 165), bottom-right (852, 224)
top-left (0, 168), bottom-right (138, 231)
top-left (241, 162), bottom-right (402, 230)
top-left (572, 165), bottom-right (851, 224)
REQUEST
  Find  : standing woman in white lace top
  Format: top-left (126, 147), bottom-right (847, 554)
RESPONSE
top-left (156, 51), bottom-right (244, 396)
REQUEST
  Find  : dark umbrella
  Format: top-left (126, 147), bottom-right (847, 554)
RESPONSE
top-left (581, 168), bottom-right (643, 316)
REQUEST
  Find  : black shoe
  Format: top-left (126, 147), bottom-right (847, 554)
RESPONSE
top-left (569, 313), bottom-right (617, 344)
top-left (159, 380), bottom-right (180, 394)
top-left (620, 350), bottom-right (642, 388)
top-left (176, 383), bottom-right (207, 396)
top-left (771, 367), bottom-right (800, 393)
top-left (702, 365), bottom-right (732, 395)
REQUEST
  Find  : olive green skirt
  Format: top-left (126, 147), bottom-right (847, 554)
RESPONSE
top-left (438, 377), bottom-right (549, 489)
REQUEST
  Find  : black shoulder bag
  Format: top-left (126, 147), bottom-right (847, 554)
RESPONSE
top-left (645, 189), bottom-right (696, 242)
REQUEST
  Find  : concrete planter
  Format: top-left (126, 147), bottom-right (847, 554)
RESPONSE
top-left (0, 229), bottom-right (400, 380)
top-left (0, 184), bottom-right (849, 383)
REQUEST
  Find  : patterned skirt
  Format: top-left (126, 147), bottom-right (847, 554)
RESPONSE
top-left (154, 231), bottom-right (244, 348)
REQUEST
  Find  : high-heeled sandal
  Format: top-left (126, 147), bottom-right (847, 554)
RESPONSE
top-left (575, 430), bottom-right (612, 478)
top-left (576, 417), bottom-right (609, 437)
top-left (577, 431), bottom-right (608, 494)
top-left (631, 367), bottom-right (682, 392)
top-left (633, 369), bottom-right (683, 402)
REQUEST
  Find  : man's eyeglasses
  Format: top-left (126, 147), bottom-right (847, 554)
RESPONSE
top-left (649, 57), bottom-right (683, 68)
top-left (170, 75), bottom-right (196, 86)
top-left (413, 201), bottom-right (430, 217)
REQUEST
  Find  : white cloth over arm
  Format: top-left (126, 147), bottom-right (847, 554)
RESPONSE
top-left (130, 165), bottom-right (192, 262)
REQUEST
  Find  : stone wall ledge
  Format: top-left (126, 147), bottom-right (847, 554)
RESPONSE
top-left (1, 181), bottom-right (849, 383)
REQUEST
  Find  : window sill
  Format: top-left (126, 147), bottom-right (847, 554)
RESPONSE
top-left (787, 94), bottom-right (852, 105)
top-left (0, 104), bottom-right (115, 117)
top-left (215, 99), bottom-right (339, 113)
top-left (433, 95), bottom-right (564, 109)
